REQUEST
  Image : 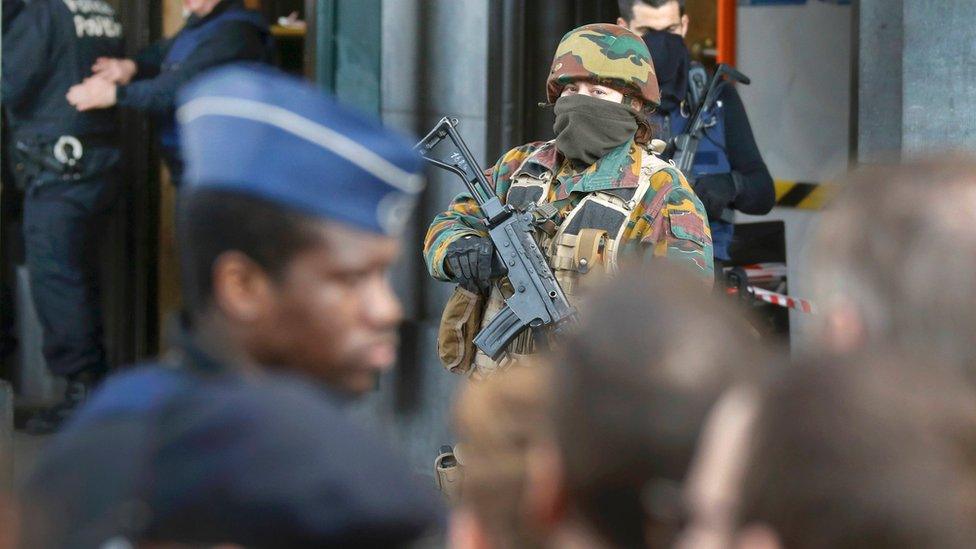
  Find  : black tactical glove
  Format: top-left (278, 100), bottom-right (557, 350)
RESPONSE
top-left (692, 173), bottom-right (739, 221)
top-left (445, 235), bottom-right (505, 293)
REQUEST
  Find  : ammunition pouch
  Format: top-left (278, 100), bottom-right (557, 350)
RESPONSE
top-left (437, 286), bottom-right (484, 374)
top-left (434, 444), bottom-right (464, 504)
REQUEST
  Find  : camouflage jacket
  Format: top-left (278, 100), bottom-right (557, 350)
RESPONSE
top-left (424, 139), bottom-right (714, 283)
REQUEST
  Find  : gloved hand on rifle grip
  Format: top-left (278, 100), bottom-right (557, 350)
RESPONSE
top-left (445, 235), bottom-right (506, 293)
top-left (692, 172), bottom-right (742, 221)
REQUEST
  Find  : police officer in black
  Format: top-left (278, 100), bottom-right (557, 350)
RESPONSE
top-left (618, 0), bottom-right (775, 270)
top-left (2, 0), bottom-right (125, 433)
top-left (66, 0), bottom-right (271, 186)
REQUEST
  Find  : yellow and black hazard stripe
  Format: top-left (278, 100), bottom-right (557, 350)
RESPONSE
top-left (773, 180), bottom-right (836, 210)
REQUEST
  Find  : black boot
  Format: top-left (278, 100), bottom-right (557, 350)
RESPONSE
top-left (24, 372), bottom-right (98, 435)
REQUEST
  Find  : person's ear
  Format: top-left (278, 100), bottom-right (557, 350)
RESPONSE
top-left (211, 251), bottom-right (275, 323)
top-left (524, 438), bottom-right (567, 535)
top-left (449, 508), bottom-right (494, 549)
top-left (735, 523), bottom-right (782, 549)
top-left (822, 303), bottom-right (866, 354)
top-left (680, 14), bottom-right (690, 38)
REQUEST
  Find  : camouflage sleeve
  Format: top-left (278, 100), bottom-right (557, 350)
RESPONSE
top-left (638, 169), bottom-right (715, 285)
top-left (423, 192), bottom-right (489, 281)
top-left (423, 144), bottom-right (543, 281)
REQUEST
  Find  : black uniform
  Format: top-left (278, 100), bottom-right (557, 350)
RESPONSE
top-left (2, 0), bottom-right (124, 383)
top-left (695, 83), bottom-right (775, 217)
top-left (116, 0), bottom-right (272, 185)
top-left (21, 327), bottom-right (444, 548)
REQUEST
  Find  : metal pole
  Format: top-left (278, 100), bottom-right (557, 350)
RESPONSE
top-left (717, 0), bottom-right (737, 65)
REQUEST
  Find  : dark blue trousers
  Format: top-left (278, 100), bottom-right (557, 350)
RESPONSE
top-left (14, 142), bottom-right (119, 379)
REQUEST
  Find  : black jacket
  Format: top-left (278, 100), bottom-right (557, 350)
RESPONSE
top-left (719, 84), bottom-right (775, 215)
top-left (116, 0), bottom-right (272, 115)
top-left (2, 0), bottom-right (124, 138)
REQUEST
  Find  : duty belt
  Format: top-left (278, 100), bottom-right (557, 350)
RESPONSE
top-left (15, 135), bottom-right (85, 181)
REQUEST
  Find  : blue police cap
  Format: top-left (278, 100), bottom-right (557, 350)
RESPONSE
top-left (177, 64), bottom-right (424, 236)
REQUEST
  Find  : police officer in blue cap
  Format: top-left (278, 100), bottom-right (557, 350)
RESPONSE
top-left (21, 65), bottom-right (442, 548)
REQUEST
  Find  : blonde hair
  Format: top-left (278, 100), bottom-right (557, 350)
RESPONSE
top-left (453, 364), bottom-right (553, 549)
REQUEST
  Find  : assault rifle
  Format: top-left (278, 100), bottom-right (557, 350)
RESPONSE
top-left (665, 64), bottom-right (750, 222)
top-left (416, 117), bottom-right (576, 360)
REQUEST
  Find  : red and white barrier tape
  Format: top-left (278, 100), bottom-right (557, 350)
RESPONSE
top-left (738, 262), bottom-right (788, 283)
top-left (748, 286), bottom-right (816, 314)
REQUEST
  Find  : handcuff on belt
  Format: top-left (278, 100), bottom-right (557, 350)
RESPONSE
top-left (15, 135), bottom-right (85, 181)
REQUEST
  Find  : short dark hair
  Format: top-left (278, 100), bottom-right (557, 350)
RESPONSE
top-left (176, 189), bottom-right (325, 316)
top-left (554, 265), bottom-right (761, 547)
top-left (810, 158), bottom-right (976, 372)
top-left (618, 0), bottom-right (686, 21)
top-left (738, 353), bottom-right (976, 548)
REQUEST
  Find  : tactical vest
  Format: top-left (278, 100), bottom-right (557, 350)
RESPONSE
top-left (667, 101), bottom-right (730, 176)
top-left (664, 100), bottom-right (735, 261)
top-left (470, 144), bottom-right (672, 378)
top-left (157, 8), bottom-right (270, 154)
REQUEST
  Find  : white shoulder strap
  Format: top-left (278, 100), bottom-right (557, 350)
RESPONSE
top-left (631, 148), bottom-right (672, 208)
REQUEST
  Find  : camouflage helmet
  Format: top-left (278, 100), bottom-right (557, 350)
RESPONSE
top-left (546, 23), bottom-right (660, 106)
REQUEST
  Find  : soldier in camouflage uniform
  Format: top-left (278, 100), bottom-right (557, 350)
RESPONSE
top-left (424, 23), bottom-right (713, 379)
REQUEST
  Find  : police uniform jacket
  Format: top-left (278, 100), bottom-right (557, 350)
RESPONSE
top-left (116, 0), bottom-right (271, 116)
top-left (21, 328), bottom-right (444, 548)
top-left (1, 0), bottom-right (123, 139)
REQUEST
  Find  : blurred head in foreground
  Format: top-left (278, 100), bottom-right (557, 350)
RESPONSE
top-left (175, 63), bottom-right (424, 396)
top-left (525, 265), bottom-right (763, 548)
top-left (450, 363), bottom-right (553, 549)
top-left (809, 159), bottom-right (976, 370)
top-left (679, 351), bottom-right (976, 549)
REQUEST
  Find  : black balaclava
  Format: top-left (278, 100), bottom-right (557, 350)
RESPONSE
top-left (553, 94), bottom-right (639, 166)
top-left (642, 30), bottom-right (690, 113)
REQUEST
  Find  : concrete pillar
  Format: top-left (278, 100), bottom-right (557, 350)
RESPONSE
top-left (902, 0), bottom-right (976, 154)
top-left (856, 0), bottom-right (976, 158)
top-left (854, 0), bottom-right (902, 163)
top-left (348, 0), bottom-right (489, 477)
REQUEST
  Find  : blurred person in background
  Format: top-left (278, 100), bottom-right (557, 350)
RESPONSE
top-left (618, 0), bottom-right (775, 272)
top-left (19, 66), bottom-right (442, 548)
top-left (523, 265), bottom-right (762, 548)
top-left (449, 364), bottom-right (553, 549)
top-left (807, 159), bottom-right (976, 371)
top-left (65, 0), bottom-right (272, 186)
top-left (2, 0), bottom-right (124, 433)
top-left (424, 23), bottom-right (712, 381)
top-left (678, 352), bottom-right (976, 549)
